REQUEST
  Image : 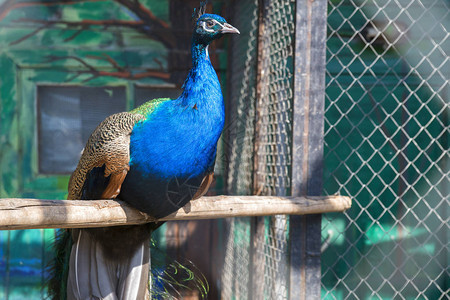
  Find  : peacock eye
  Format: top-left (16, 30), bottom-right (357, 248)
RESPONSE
top-left (206, 20), bottom-right (214, 28)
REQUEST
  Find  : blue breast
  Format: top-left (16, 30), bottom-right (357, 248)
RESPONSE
top-left (119, 55), bottom-right (224, 218)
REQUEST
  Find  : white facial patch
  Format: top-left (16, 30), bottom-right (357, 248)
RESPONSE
top-left (200, 19), bottom-right (224, 33)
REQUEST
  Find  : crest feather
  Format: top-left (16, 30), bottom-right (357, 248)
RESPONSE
top-left (192, 1), bottom-right (208, 25)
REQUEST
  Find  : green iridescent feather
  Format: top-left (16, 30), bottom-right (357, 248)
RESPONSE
top-left (131, 98), bottom-right (171, 117)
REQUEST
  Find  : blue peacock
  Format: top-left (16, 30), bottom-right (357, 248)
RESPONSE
top-left (48, 7), bottom-right (239, 300)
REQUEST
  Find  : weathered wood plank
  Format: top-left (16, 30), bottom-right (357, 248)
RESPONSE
top-left (0, 195), bottom-right (351, 230)
top-left (290, 0), bottom-right (329, 298)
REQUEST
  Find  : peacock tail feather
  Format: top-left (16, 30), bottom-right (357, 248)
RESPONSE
top-left (47, 229), bottom-right (72, 300)
top-left (46, 231), bottom-right (209, 300)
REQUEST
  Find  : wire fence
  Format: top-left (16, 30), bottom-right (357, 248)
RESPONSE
top-left (223, 0), bottom-right (295, 298)
top-left (222, 0), bottom-right (259, 297)
top-left (223, 0), bottom-right (448, 298)
top-left (322, 0), bottom-right (449, 298)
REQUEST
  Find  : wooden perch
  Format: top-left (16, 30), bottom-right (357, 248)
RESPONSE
top-left (0, 195), bottom-right (351, 230)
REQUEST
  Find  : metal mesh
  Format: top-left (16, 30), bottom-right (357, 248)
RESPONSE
top-left (252, 0), bottom-right (295, 298)
top-left (222, 0), bottom-right (258, 297)
top-left (223, 0), bottom-right (447, 298)
top-left (257, 215), bottom-right (290, 299)
top-left (226, 0), bottom-right (259, 195)
top-left (322, 0), bottom-right (449, 299)
top-left (221, 217), bottom-right (252, 299)
top-left (254, 0), bottom-right (294, 197)
top-left (223, 0), bottom-right (295, 298)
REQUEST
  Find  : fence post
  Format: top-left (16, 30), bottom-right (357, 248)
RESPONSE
top-left (289, 0), bottom-right (328, 299)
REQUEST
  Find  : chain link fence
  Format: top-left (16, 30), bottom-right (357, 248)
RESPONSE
top-left (322, 0), bottom-right (449, 298)
top-left (223, 0), bottom-right (447, 298)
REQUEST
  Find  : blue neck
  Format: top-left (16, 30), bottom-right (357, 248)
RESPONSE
top-left (191, 42), bottom-right (209, 66)
top-left (125, 38), bottom-right (226, 208)
top-left (179, 42), bottom-right (221, 107)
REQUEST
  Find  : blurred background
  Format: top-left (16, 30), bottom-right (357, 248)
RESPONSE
top-left (0, 0), bottom-right (448, 299)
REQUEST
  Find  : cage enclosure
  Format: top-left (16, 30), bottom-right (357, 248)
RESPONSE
top-left (0, 0), bottom-right (447, 299)
top-left (223, 0), bottom-right (328, 298)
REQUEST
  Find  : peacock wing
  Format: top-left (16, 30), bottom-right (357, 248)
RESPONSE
top-left (192, 172), bottom-right (215, 200)
top-left (67, 112), bottom-right (145, 200)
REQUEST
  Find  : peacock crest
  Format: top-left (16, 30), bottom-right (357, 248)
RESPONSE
top-left (192, 1), bottom-right (208, 25)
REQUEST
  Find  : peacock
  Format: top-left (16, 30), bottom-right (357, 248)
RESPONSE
top-left (47, 6), bottom-right (239, 300)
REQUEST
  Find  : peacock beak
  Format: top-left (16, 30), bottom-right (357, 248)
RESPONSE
top-left (221, 23), bottom-right (240, 34)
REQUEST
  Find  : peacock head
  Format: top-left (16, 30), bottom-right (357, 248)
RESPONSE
top-left (193, 14), bottom-right (240, 45)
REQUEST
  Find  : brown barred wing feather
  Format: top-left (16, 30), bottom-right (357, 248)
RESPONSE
top-left (192, 172), bottom-right (214, 200)
top-left (68, 112), bottom-right (145, 200)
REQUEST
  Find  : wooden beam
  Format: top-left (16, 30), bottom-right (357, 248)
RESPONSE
top-left (0, 195), bottom-right (351, 230)
top-left (290, 0), bottom-right (329, 298)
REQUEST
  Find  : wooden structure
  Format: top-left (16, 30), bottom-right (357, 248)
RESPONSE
top-left (0, 195), bottom-right (350, 230)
